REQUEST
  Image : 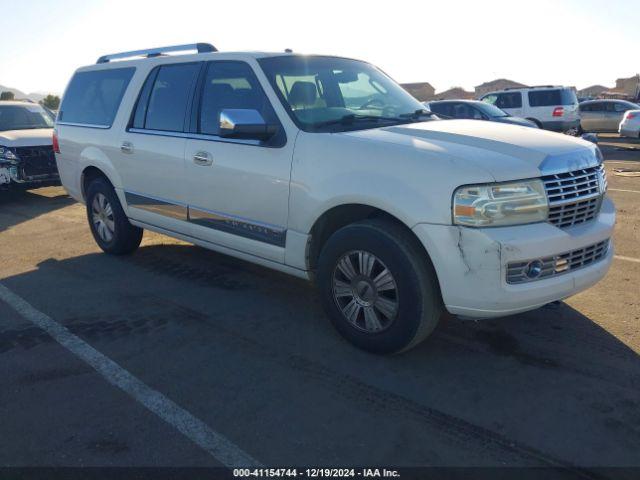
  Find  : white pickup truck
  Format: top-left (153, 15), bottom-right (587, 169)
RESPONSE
top-left (54, 44), bottom-right (615, 353)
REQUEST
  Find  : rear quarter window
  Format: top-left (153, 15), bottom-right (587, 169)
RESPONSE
top-left (59, 67), bottom-right (135, 127)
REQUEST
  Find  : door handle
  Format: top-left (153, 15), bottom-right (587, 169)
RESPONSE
top-left (121, 141), bottom-right (134, 154)
top-left (193, 151), bottom-right (213, 166)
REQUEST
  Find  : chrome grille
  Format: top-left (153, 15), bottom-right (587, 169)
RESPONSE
top-left (542, 164), bottom-right (606, 228)
top-left (507, 240), bottom-right (610, 284)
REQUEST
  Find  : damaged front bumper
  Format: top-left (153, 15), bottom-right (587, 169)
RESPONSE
top-left (0, 146), bottom-right (60, 189)
top-left (413, 197), bottom-right (616, 319)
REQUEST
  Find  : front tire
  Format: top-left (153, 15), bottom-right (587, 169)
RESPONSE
top-left (317, 218), bottom-right (443, 354)
top-left (86, 177), bottom-right (143, 255)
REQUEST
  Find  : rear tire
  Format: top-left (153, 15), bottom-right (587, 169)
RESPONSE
top-left (85, 177), bottom-right (143, 255)
top-left (317, 218), bottom-right (443, 354)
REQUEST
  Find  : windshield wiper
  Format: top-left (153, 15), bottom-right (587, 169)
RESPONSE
top-left (314, 114), bottom-right (410, 129)
top-left (398, 109), bottom-right (437, 119)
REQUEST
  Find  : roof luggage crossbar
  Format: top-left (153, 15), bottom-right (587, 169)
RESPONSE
top-left (96, 43), bottom-right (217, 64)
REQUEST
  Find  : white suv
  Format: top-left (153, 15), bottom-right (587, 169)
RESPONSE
top-left (479, 86), bottom-right (580, 133)
top-left (55, 44), bottom-right (615, 353)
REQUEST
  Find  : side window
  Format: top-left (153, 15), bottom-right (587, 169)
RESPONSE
top-left (470, 107), bottom-right (485, 119)
top-left (199, 61), bottom-right (280, 136)
top-left (482, 94), bottom-right (498, 106)
top-left (496, 92), bottom-right (522, 109)
top-left (528, 90), bottom-right (562, 107)
top-left (452, 103), bottom-right (478, 119)
top-left (428, 103), bottom-right (449, 116)
top-left (614, 102), bottom-right (630, 112)
top-left (144, 63), bottom-right (200, 132)
top-left (59, 67), bottom-right (135, 127)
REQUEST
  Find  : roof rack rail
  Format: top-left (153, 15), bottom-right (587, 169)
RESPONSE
top-left (96, 43), bottom-right (217, 64)
top-left (503, 85), bottom-right (559, 91)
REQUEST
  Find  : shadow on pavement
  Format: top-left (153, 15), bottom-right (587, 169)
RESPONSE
top-left (1, 242), bottom-right (639, 467)
top-left (0, 186), bottom-right (75, 233)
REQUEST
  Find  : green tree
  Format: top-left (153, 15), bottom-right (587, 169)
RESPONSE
top-left (41, 94), bottom-right (60, 110)
top-left (0, 91), bottom-right (15, 101)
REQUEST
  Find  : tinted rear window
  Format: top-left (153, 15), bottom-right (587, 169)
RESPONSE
top-left (59, 68), bottom-right (135, 127)
top-left (528, 89), bottom-right (577, 107)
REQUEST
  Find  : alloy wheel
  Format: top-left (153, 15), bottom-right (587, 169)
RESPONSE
top-left (332, 250), bottom-right (399, 333)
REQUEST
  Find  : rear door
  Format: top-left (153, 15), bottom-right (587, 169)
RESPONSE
top-left (580, 102), bottom-right (603, 132)
top-left (605, 102), bottom-right (634, 132)
top-left (114, 62), bottom-right (201, 231)
top-left (183, 60), bottom-right (294, 263)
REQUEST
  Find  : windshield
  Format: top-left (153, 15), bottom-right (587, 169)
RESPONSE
top-left (475, 102), bottom-right (509, 118)
top-left (0, 104), bottom-right (54, 131)
top-left (258, 56), bottom-right (429, 132)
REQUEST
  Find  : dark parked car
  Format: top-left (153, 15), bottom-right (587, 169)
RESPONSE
top-left (424, 100), bottom-right (537, 128)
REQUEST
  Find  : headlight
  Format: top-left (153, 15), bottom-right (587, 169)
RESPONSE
top-left (594, 146), bottom-right (603, 164)
top-left (453, 179), bottom-right (548, 227)
top-left (0, 146), bottom-right (18, 162)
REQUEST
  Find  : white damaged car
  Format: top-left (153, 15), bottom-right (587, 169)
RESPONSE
top-left (0, 101), bottom-right (59, 189)
top-left (55, 45), bottom-right (615, 353)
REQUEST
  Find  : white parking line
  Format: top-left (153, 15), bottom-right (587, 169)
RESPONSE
top-left (608, 188), bottom-right (640, 194)
top-left (0, 283), bottom-right (261, 468)
top-left (615, 255), bottom-right (640, 264)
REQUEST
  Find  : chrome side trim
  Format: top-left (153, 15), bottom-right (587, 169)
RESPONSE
top-left (128, 128), bottom-right (262, 147)
top-left (56, 121), bottom-right (111, 129)
top-left (188, 205), bottom-right (286, 247)
top-left (124, 191), bottom-right (188, 220)
top-left (123, 190), bottom-right (286, 247)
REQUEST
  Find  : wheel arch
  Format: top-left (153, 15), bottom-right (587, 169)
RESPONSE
top-left (81, 166), bottom-right (114, 201)
top-left (305, 203), bottom-right (436, 275)
top-left (526, 117), bottom-right (543, 129)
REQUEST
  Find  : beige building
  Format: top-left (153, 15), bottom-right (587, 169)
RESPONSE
top-left (432, 87), bottom-right (475, 101)
top-left (577, 85), bottom-right (609, 98)
top-left (474, 79), bottom-right (528, 98)
top-left (401, 82), bottom-right (435, 102)
top-left (615, 74), bottom-right (640, 100)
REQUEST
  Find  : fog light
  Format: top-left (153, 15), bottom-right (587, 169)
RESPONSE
top-left (524, 260), bottom-right (544, 279)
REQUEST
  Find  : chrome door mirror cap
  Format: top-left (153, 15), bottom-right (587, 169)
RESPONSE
top-left (219, 109), bottom-right (278, 141)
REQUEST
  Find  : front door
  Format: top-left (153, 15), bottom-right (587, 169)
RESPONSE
top-left (184, 60), bottom-right (294, 263)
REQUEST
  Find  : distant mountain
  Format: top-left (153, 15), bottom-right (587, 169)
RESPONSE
top-left (0, 84), bottom-right (54, 102)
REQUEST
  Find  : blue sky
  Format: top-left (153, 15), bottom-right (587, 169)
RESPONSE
top-left (0, 0), bottom-right (638, 95)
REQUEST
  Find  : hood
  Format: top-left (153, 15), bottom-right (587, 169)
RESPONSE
top-left (0, 129), bottom-right (54, 147)
top-left (494, 116), bottom-right (537, 128)
top-left (341, 120), bottom-right (599, 181)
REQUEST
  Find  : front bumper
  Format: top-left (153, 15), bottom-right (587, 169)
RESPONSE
top-left (0, 161), bottom-right (59, 188)
top-left (413, 196), bottom-right (615, 319)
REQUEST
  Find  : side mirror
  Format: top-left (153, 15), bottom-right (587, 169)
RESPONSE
top-left (219, 109), bottom-right (278, 141)
top-left (581, 133), bottom-right (599, 144)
